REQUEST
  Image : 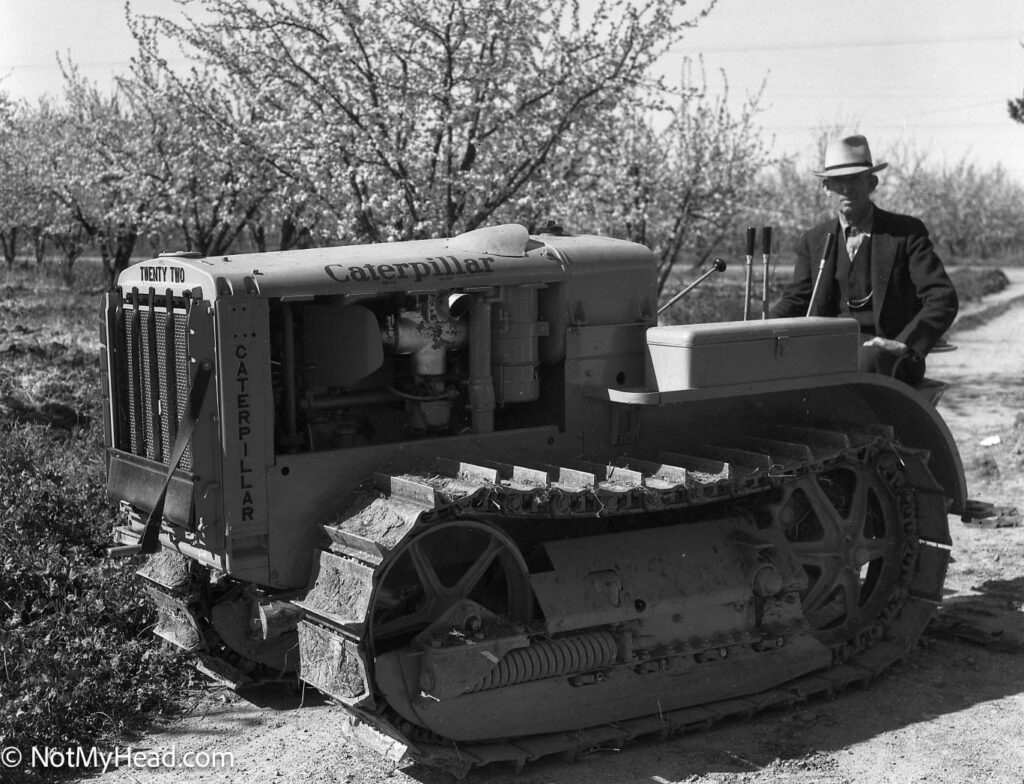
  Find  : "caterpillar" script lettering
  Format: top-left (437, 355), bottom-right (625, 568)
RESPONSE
top-left (324, 255), bottom-right (494, 285)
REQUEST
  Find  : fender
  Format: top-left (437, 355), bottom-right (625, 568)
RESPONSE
top-left (842, 374), bottom-right (966, 513)
top-left (595, 371), bottom-right (967, 515)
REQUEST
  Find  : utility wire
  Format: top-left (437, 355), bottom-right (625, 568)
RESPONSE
top-left (669, 31), bottom-right (1022, 54)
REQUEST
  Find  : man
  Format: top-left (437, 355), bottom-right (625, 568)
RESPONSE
top-left (770, 134), bottom-right (958, 385)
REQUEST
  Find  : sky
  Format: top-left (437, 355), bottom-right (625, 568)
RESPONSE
top-left (1, 0), bottom-right (1022, 181)
top-left (665, 0), bottom-right (1024, 179)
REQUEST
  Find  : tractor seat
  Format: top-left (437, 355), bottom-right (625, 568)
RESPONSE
top-left (914, 378), bottom-right (949, 406)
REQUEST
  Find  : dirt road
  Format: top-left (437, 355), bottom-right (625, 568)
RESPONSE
top-left (88, 273), bottom-right (1024, 784)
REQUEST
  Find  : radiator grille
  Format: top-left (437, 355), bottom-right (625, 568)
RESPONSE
top-left (116, 288), bottom-right (193, 470)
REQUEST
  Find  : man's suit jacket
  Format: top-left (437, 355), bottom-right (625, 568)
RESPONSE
top-left (769, 207), bottom-right (959, 358)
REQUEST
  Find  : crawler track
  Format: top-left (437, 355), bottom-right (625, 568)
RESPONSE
top-left (296, 423), bottom-right (953, 777)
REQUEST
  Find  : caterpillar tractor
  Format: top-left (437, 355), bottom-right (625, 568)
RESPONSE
top-left (101, 224), bottom-right (965, 776)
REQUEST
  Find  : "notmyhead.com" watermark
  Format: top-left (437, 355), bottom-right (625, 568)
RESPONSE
top-left (1, 745), bottom-right (234, 773)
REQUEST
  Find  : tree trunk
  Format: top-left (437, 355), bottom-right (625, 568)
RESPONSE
top-left (112, 228), bottom-right (138, 285)
top-left (99, 244), bottom-right (114, 287)
top-left (0, 227), bottom-right (17, 267)
top-left (60, 253), bottom-right (79, 287)
top-left (249, 221), bottom-right (267, 253)
top-left (32, 227), bottom-right (47, 266)
top-left (51, 230), bottom-right (85, 287)
top-left (279, 217), bottom-right (297, 251)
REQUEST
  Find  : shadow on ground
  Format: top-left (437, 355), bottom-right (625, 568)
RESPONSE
top-left (392, 632), bottom-right (1024, 783)
top-left (932, 575), bottom-right (1024, 650)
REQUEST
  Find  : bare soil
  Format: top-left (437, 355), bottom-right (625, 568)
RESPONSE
top-left (88, 271), bottom-right (1024, 784)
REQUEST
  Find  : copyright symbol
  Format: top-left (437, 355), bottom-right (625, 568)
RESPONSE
top-left (1, 746), bottom-right (22, 768)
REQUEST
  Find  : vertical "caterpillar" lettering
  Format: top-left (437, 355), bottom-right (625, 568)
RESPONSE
top-left (235, 343), bottom-right (254, 522)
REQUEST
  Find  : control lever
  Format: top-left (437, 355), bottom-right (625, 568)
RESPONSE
top-left (806, 232), bottom-right (835, 317)
top-left (743, 227), bottom-right (755, 320)
top-left (658, 259), bottom-right (727, 316)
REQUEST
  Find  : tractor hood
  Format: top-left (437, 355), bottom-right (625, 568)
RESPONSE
top-left (116, 225), bottom-right (652, 302)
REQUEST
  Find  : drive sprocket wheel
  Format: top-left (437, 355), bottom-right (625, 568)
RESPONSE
top-left (368, 520), bottom-right (532, 653)
top-left (774, 450), bottom-right (915, 648)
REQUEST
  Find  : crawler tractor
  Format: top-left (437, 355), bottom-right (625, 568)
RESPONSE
top-left (101, 224), bottom-right (964, 775)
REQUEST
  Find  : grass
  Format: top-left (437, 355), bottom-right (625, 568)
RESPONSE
top-left (0, 261), bottom-right (189, 782)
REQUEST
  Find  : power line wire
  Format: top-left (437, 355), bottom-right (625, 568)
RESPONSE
top-left (669, 31), bottom-right (1022, 54)
top-left (761, 91), bottom-right (1012, 99)
top-left (764, 121), bottom-right (1023, 130)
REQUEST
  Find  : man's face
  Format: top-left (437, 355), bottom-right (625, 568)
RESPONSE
top-left (822, 172), bottom-right (876, 221)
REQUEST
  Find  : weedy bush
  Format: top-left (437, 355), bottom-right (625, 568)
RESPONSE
top-left (947, 266), bottom-right (1009, 302)
top-left (0, 267), bottom-right (188, 781)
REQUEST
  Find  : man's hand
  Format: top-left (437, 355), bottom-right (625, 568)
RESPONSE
top-left (862, 336), bottom-right (908, 355)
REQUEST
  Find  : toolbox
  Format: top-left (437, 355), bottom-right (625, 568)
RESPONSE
top-left (645, 317), bottom-right (860, 391)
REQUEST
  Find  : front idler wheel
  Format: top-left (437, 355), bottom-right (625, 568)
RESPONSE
top-left (368, 520), bottom-right (532, 654)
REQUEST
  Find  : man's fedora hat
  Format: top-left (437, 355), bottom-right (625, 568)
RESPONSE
top-left (813, 134), bottom-right (888, 178)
